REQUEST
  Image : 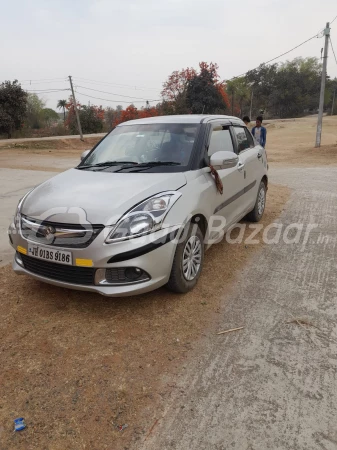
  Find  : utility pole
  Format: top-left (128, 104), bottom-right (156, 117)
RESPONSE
top-left (68, 75), bottom-right (83, 141)
top-left (231, 91), bottom-right (234, 116)
top-left (315, 23), bottom-right (330, 148)
top-left (331, 88), bottom-right (336, 116)
top-left (249, 90), bottom-right (253, 119)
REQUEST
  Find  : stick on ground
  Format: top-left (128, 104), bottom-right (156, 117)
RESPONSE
top-left (286, 319), bottom-right (319, 329)
top-left (217, 326), bottom-right (244, 335)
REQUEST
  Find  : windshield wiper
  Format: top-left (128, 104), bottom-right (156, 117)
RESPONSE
top-left (77, 161), bottom-right (139, 170)
top-left (135, 161), bottom-right (181, 167)
top-left (120, 161), bottom-right (181, 173)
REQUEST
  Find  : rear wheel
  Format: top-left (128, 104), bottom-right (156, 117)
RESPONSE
top-left (246, 180), bottom-right (266, 222)
top-left (166, 224), bottom-right (204, 293)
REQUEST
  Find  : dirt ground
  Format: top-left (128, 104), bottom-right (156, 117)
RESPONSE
top-left (264, 115), bottom-right (337, 166)
top-left (0, 138), bottom-right (101, 172)
top-left (0, 115), bottom-right (336, 449)
top-left (0, 184), bottom-right (289, 450)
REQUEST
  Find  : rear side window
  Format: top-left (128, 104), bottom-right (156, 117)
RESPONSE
top-left (233, 126), bottom-right (252, 153)
top-left (208, 126), bottom-right (234, 156)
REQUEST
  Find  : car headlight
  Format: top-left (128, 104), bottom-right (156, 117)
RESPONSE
top-left (105, 191), bottom-right (181, 243)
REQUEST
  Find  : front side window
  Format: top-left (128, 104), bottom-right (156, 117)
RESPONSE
top-left (83, 123), bottom-right (199, 167)
top-left (245, 129), bottom-right (255, 148)
top-left (233, 126), bottom-right (251, 153)
top-left (208, 125), bottom-right (234, 156)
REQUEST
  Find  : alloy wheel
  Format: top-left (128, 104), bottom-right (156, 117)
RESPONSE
top-left (257, 186), bottom-right (266, 216)
top-left (182, 235), bottom-right (202, 281)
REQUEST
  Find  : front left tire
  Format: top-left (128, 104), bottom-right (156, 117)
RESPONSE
top-left (246, 180), bottom-right (267, 222)
top-left (166, 224), bottom-right (204, 293)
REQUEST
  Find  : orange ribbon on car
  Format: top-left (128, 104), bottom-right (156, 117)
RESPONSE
top-left (209, 165), bottom-right (223, 195)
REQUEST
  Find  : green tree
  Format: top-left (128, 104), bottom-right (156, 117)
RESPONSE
top-left (272, 58), bottom-right (321, 117)
top-left (326, 77), bottom-right (337, 114)
top-left (104, 107), bottom-right (116, 131)
top-left (0, 80), bottom-right (28, 138)
top-left (79, 105), bottom-right (104, 134)
top-left (42, 108), bottom-right (59, 127)
top-left (26, 93), bottom-right (45, 129)
top-left (226, 77), bottom-right (251, 116)
top-left (161, 67), bottom-right (198, 114)
top-left (245, 58), bottom-right (321, 118)
top-left (245, 64), bottom-right (278, 117)
top-left (186, 62), bottom-right (227, 114)
top-left (57, 99), bottom-right (67, 122)
top-left (66, 97), bottom-right (104, 134)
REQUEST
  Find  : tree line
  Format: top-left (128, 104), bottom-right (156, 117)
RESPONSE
top-left (1, 57), bottom-right (336, 138)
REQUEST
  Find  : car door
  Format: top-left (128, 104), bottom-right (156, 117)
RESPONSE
top-left (232, 126), bottom-right (262, 214)
top-left (206, 123), bottom-right (246, 229)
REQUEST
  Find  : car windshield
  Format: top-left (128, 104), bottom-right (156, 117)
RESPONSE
top-left (82, 123), bottom-right (199, 167)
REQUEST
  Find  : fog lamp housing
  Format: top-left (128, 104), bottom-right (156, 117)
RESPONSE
top-left (94, 267), bottom-right (150, 285)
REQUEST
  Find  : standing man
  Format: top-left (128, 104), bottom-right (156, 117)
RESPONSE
top-left (242, 116), bottom-right (251, 126)
top-left (252, 115), bottom-right (267, 148)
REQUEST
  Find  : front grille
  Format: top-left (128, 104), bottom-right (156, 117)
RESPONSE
top-left (21, 254), bottom-right (95, 285)
top-left (21, 215), bottom-right (104, 249)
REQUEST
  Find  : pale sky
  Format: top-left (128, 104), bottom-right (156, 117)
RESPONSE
top-left (2, 0), bottom-right (337, 110)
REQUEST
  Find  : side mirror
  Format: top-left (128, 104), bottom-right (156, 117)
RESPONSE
top-left (80, 149), bottom-right (91, 162)
top-left (210, 151), bottom-right (239, 170)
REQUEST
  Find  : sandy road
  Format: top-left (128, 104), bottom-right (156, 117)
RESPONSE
top-left (0, 168), bottom-right (57, 267)
top-left (140, 166), bottom-right (337, 450)
top-left (1, 133), bottom-right (105, 144)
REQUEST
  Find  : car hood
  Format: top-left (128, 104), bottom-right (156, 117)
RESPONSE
top-left (22, 168), bottom-right (187, 225)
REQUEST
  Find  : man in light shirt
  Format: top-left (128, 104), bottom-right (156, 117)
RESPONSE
top-left (251, 116), bottom-right (267, 148)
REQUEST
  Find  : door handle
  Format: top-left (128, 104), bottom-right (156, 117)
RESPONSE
top-left (238, 162), bottom-right (245, 171)
top-left (257, 153), bottom-right (262, 159)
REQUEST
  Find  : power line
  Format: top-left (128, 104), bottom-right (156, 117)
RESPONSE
top-left (330, 37), bottom-right (337, 65)
top-left (18, 77), bottom-right (67, 83)
top-left (26, 90), bottom-right (70, 95)
top-left (19, 80), bottom-right (68, 86)
top-left (15, 17), bottom-right (336, 104)
top-left (75, 90), bottom-right (160, 104)
top-left (25, 88), bottom-right (70, 92)
top-left (227, 30), bottom-right (323, 81)
top-left (73, 76), bottom-right (160, 92)
top-left (75, 85), bottom-right (159, 101)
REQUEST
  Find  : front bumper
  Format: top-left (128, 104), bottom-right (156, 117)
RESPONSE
top-left (9, 224), bottom-right (179, 297)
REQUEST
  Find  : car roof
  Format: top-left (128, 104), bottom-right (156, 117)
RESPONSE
top-left (117, 114), bottom-right (245, 126)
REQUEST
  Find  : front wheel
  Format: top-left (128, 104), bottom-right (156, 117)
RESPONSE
top-left (166, 224), bottom-right (204, 293)
top-left (246, 180), bottom-right (266, 222)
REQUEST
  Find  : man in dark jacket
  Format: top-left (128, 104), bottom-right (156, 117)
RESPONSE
top-left (251, 116), bottom-right (267, 148)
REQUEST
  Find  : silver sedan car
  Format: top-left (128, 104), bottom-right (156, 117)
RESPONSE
top-left (9, 115), bottom-right (268, 296)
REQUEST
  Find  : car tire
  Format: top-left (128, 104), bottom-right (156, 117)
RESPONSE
top-left (166, 224), bottom-right (204, 294)
top-left (246, 180), bottom-right (267, 222)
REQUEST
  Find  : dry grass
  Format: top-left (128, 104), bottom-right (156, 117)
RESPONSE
top-left (264, 115), bottom-right (337, 166)
top-left (0, 137), bottom-right (101, 151)
top-left (0, 184), bottom-right (289, 450)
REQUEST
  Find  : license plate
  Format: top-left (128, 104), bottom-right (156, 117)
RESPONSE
top-left (28, 245), bottom-right (72, 266)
